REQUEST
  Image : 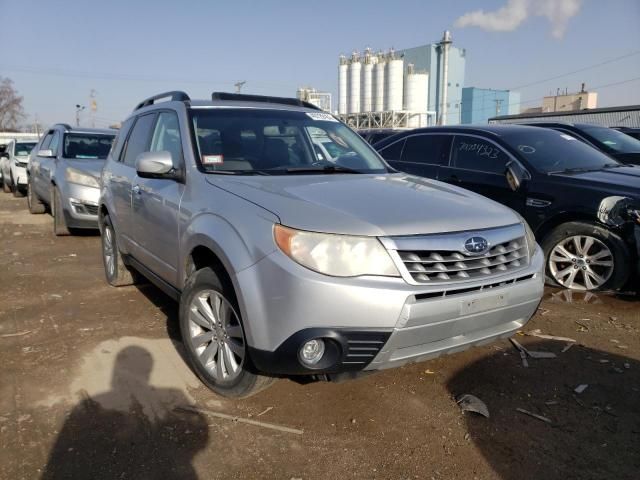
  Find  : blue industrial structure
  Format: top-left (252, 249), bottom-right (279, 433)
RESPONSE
top-left (397, 40), bottom-right (466, 126)
top-left (461, 87), bottom-right (521, 124)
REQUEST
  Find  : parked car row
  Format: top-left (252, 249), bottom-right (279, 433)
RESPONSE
top-left (4, 91), bottom-right (637, 398)
top-left (0, 139), bottom-right (38, 196)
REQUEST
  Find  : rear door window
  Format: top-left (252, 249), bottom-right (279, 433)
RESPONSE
top-left (401, 134), bottom-right (452, 165)
top-left (451, 136), bottom-right (509, 174)
top-left (121, 114), bottom-right (156, 167)
top-left (378, 139), bottom-right (405, 161)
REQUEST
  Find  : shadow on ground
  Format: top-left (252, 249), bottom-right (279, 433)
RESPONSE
top-left (447, 340), bottom-right (640, 480)
top-left (41, 346), bottom-right (208, 480)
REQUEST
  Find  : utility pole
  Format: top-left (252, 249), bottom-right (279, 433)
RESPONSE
top-left (234, 81), bottom-right (246, 93)
top-left (89, 89), bottom-right (97, 128)
top-left (75, 104), bottom-right (85, 127)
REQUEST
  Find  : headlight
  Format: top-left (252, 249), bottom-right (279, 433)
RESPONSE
top-left (274, 224), bottom-right (400, 277)
top-left (513, 212), bottom-right (538, 256)
top-left (65, 168), bottom-right (99, 188)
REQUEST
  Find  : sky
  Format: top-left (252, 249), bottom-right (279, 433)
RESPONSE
top-left (1, 0), bottom-right (639, 129)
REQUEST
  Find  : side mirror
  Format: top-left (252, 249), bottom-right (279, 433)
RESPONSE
top-left (135, 151), bottom-right (180, 179)
top-left (37, 149), bottom-right (55, 158)
top-left (505, 160), bottom-right (528, 192)
top-left (0, 152), bottom-right (9, 159)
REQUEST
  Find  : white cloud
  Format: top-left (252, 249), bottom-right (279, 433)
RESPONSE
top-left (455, 0), bottom-right (583, 39)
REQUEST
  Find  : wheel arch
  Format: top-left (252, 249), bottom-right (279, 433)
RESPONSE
top-left (534, 211), bottom-right (598, 243)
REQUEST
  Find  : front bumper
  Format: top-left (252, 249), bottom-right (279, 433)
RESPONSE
top-left (62, 183), bottom-right (100, 229)
top-left (239, 247), bottom-right (545, 375)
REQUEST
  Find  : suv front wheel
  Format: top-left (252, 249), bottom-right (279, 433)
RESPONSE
top-left (179, 267), bottom-right (274, 398)
top-left (542, 221), bottom-right (631, 291)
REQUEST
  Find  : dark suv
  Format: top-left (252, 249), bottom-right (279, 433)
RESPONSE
top-left (375, 125), bottom-right (640, 291)
top-left (519, 122), bottom-right (640, 166)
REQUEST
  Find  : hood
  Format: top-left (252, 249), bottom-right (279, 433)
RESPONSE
top-left (206, 173), bottom-right (519, 236)
top-left (550, 166), bottom-right (640, 195)
top-left (65, 158), bottom-right (105, 179)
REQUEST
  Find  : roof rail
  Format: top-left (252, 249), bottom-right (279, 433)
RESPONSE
top-left (134, 91), bottom-right (191, 111)
top-left (211, 92), bottom-right (321, 110)
top-left (58, 123), bottom-right (73, 131)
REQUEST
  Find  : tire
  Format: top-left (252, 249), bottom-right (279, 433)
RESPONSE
top-left (27, 180), bottom-right (46, 214)
top-left (100, 214), bottom-right (137, 287)
top-left (179, 267), bottom-right (275, 398)
top-left (52, 187), bottom-right (71, 236)
top-left (541, 221), bottom-right (631, 291)
top-left (12, 176), bottom-right (24, 198)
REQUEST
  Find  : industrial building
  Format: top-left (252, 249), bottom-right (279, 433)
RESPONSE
top-left (296, 87), bottom-right (332, 112)
top-left (337, 31), bottom-right (466, 128)
top-left (541, 84), bottom-right (598, 112)
top-left (489, 104), bottom-right (640, 127)
top-left (461, 87), bottom-right (521, 124)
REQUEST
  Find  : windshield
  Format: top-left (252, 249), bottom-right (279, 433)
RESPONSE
top-left (581, 126), bottom-right (640, 154)
top-left (63, 134), bottom-right (114, 159)
top-left (16, 142), bottom-right (36, 156)
top-left (191, 109), bottom-right (388, 174)
top-left (501, 128), bottom-right (620, 173)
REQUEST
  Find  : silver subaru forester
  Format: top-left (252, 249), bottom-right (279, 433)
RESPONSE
top-left (99, 91), bottom-right (544, 398)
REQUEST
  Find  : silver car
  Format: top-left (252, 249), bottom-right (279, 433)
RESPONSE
top-left (99, 91), bottom-right (544, 398)
top-left (1, 139), bottom-right (38, 196)
top-left (28, 124), bottom-right (116, 235)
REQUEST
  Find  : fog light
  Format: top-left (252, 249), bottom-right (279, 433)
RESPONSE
top-left (299, 339), bottom-right (325, 366)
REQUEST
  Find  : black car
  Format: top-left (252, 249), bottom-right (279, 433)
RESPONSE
top-left (358, 128), bottom-right (405, 145)
top-left (374, 125), bottom-right (640, 292)
top-left (612, 126), bottom-right (640, 141)
top-left (519, 122), bottom-right (640, 166)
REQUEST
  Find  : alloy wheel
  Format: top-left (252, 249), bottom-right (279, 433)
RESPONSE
top-left (103, 226), bottom-right (116, 278)
top-left (188, 289), bottom-right (245, 381)
top-left (548, 235), bottom-right (614, 290)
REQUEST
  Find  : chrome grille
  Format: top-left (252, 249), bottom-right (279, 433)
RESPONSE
top-left (398, 237), bottom-right (528, 283)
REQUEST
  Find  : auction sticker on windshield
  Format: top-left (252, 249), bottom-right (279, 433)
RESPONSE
top-left (306, 112), bottom-right (338, 122)
top-left (202, 155), bottom-right (224, 165)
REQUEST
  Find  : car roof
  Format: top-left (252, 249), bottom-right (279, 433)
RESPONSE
top-left (52, 124), bottom-right (117, 135)
top-left (135, 98), bottom-right (320, 114)
top-left (517, 121), bottom-right (612, 130)
top-left (403, 124), bottom-right (550, 138)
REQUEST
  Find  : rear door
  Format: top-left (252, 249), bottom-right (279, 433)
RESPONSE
top-left (131, 111), bottom-right (185, 286)
top-left (439, 134), bottom-right (525, 211)
top-left (112, 114), bottom-right (156, 254)
top-left (37, 130), bottom-right (60, 202)
top-left (31, 132), bottom-right (53, 198)
top-left (385, 133), bottom-right (452, 180)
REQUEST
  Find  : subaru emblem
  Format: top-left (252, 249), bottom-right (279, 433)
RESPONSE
top-left (464, 236), bottom-right (489, 254)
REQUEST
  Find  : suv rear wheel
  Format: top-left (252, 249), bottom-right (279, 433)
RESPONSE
top-left (100, 214), bottom-right (138, 286)
top-left (27, 180), bottom-right (46, 214)
top-left (180, 267), bottom-right (275, 398)
top-left (542, 221), bottom-right (631, 291)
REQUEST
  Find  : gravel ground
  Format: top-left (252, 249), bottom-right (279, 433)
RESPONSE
top-left (0, 192), bottom-right (638, 480)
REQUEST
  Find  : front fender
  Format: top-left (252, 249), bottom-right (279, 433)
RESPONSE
top-left (180, 210), bottom-right (278, 290)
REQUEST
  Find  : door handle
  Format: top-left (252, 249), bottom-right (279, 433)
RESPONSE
top-left (132, 185), bottom-right (141, 195)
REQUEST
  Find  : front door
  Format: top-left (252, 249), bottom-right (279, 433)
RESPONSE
top-left (439, 134), bottom-right (526, 213)
top-left (132, 111), bottom-right (184, 286)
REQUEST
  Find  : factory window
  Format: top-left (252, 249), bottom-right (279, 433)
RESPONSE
top-left (447, 82), bottom-right (451, 87)
top-left (401, 134), bottom-right (452, 165)
top-left (456, 83), bottom-right (459, 87)
top-left (451, 136), bottom-right (509, 174)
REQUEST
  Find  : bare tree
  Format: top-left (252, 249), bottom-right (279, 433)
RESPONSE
top-left (0, 77), bottom-right (26, 131)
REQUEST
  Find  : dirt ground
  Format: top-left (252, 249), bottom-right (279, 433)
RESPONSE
top-left (0, 192), bottom-right (638, 480)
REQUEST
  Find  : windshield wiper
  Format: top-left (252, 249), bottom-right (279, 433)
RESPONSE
top-left (206, 169), bottom-right (271, 176)
top-left (284, 165), bottom-right (363, 174)
top-left (602, 163), bottom-right (625, 169)
top-left (548, 167), bottom-right (599, 174)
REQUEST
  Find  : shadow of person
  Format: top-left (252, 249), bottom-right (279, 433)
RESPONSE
top-left (42, 346), bottom-right (208, 480)
top-left (447, 340), bottom-right (640, 480)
